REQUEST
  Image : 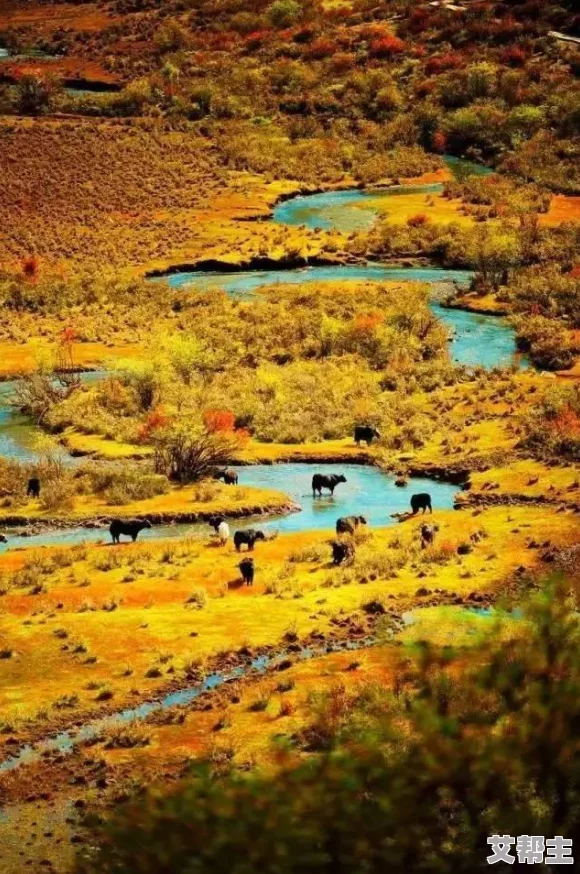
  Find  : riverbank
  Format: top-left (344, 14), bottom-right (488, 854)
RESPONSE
top-left (0, 497), bottom-right (576, 874)
top-left (1, 501), bottom-right (574, 754)
top-left (0, 483), bottom-right (296, 532)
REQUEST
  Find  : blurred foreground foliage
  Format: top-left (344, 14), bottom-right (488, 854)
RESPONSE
top-left (78, 579), bottom-right (580, 874)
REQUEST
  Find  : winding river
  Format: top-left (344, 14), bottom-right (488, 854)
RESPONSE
top-left (0, 463), bottom-right (458, 553)
top-left (0, 372), bottom-right (106, 463)
top-left (0, 155), bottom-right (519, 498)
top-left (157, 154), bottom-right (523, 369)
top-left (161, 263), bottom-right (521, 369)
top-left (272, 154), bottom-right (491, 232)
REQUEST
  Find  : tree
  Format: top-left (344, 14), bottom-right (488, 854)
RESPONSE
top-left (15, 72), bottom-right (56, 115)
top-left (152, 423), bottom-right (240, 482)
top-left (464, 226), bottom-right (521, 291)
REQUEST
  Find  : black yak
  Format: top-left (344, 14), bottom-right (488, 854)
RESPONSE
top-left (239, 556), bottom-right (255, 586)
top-left (234, 529), bottom-right (266, 552)
top-left (331, 540), bottom-right (355, 566)
top-left (312, 473), bottom-right (347, 498)
top-left (354, 425), bottom-right (380, 446)
top-left (27, 478), bottom-right (40, 498)
top-left (110, 518), bottom-right (152, 544)
top-left (336, 515), bottom-right (367, 535)
top-left (411, 493), bottom-right (432, 515)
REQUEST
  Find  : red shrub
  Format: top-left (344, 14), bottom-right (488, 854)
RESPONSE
top-left (244, 30), bottom-right (271, 50)
top-left (425, 52), bottom-right (464, 76)
top-left (407, 213), bottom-right (430, 228)
top-left (551, 406), bottom-right (580, 439)
top-left (500, 45), bottom-right (527, 67)
top-left (407, 8), bottom-right (430, 34)
top-left (21, 255), bottom-right (39, 280)
top-left (207, 32), bottom-right (238, 52)
top-left (138, 407), bottom-right (172, 443)
top-left (203, 409), bottom-right (236, 433)
top-left (369, 35), bottom-right (406, 58)
top-left (60, 326), bottom-right (77, 346)
top-left (305, 37), bottom-right (338, 59)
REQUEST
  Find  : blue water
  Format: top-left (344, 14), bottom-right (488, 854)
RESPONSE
top-left (273, 155), bottom-right (492, 231)
top-left (157, 264), bottom-right (521, 369)
top-left (232, 463), bottom-right (457, 534)
top-left (161, 263), bottom-right (474, 293)
top-left (0, 463), bottom-right (457, 553)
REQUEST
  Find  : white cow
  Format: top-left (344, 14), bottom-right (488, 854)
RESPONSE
top-left (217, 521), bottom-right (230, 546)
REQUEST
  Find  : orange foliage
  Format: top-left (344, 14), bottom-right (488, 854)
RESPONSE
top-left (305, 37), bottom-right (338, 59)
top-left (21, 255), bottom-right (39, 281)
top-left (353, 311), bottom-right (384, 334)
top-left (369, 35), bottom-right (406, 58)
top-left (235, 428), bottom-right (251, 448)
top-left (551, 406), bottom-right (580, 438)
top-left (60, 326), bottom-right (78, 346)
top-left (138, 407), bottom-right (172, 442)
top-left (203, 409), bottom-right (236, 433)
top-left (407, 213), bottom-right (430, 228)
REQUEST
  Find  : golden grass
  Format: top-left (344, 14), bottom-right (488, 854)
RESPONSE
top-left (0, 119), bottom-right (337, 275)
top-left (0, 504), bottom-right (575, 731)
top-left (0, 482), bottom-right (290, 524)
top-left (0, 340), bottom-right (144, 377)
top-left (360, 190), bottom-right (475, 227)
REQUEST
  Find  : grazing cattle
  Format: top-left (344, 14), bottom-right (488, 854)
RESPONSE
top-left (331, 539), bottom-right (355, 566)
top-left (411, 493), bottom-right (432, 515)
top-left (234, 529), bottom-right (266, 552)
top-left (420, 523), bottom-right (438, 549)
top-left (354, 425), bottom-right (380, 446)
top-left (215, 469), bottom-right (239, 485)
top-left (239, 556), bottom-right (255, 586)
top-left (208, 515), bottom-right (226, 533)
top-left (336, 515), bottom-right (367, 535)
top-left (217, 521), bottom-right (230, 546)
top-left (27, 478), bottom-right (40, 499)
top-left (312, 473), bottom-right (347, 498)
top-left (110, 518), bottom-right (152, 544)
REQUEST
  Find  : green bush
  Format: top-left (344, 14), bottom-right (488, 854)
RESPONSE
top-left (77, 582), bottom-right (580, 874)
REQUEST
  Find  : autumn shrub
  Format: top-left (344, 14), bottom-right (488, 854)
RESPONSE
top-left (513, 315), bottom-right (575, 370)
top-left (78, 464), bottom-right (170, 504)
top-left (522, 383), bottom-right (580, 460)
top-left (407, 213), bottom-right (429, 228)
top-left (38, 475), bottom-right (76, 512)
top-left (368, 35), bottom-right (406, 59)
